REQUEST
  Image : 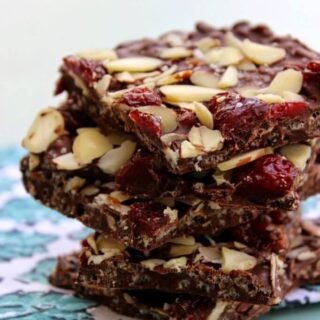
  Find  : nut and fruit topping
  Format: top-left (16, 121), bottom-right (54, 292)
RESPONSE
top-left (220, 247), bottom-right (257, 272)
top-left (267, 69), bottom-right (303, 95)
top-left (233, 154), bottom-right (298, 200)
top-left (52, 152), bottom-right (84, 170)
top-left (22, 108), bottom-right (65, 154)
top-left (198, 246), bottom-right (222, 264)
top-left (205, 47), bottom-right (243, 66)
top-left (163, 257), bottom-right (187, 270)
top-left (138, 106), bottom-right (178, 133)
top-left (73, 128), bottom-right (113, 165)
top-left (129, 109), bottom-right (162, 137)
top-left (190, 70), bottom-right (219, 88)
top-left (104, 56), bottom-right (163, 73)
top-left (76, 48), bottom-right (118, 61)
top-left (181, 140), bottom-right (202, 158)
top-left (279, 144), bottom-right (311, 169)
top-left (160, 85), bottom-right (222, 102)
top-left (196, 37), bottom-right (220, 53)
top-left (160, 47), bottom-right (192, 60)
top-left (218, 66), bottom-right (238, 89)
top-left (188, 126), bottom-right (223, 152)
top-left (98, 140), bottom-right (137, 175)
top-left (118, 87), bottom-right (162, 107)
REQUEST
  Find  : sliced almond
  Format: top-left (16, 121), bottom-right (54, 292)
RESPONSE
top-left (169, 236), bottom-right (196, 246)
top-left (29, 154), bottom-right (40, 171)
top-left (105, 132), bottom-right (129, 145)
top-left (97, 140), bottom-right (137, 175)
top-left (220, 247), bottom-right (257, 273)
top-left (196, 37), bottom-right (220, 53)
top-left (140, 259), bottom-right (165, 270)
top-left (282, 91), bottom-right (304, 102)
top-left (241, 39), bottom-right (286, 65)
top-left (157, 70), bottom-right (192, 86)
top-left (163, 257), bottom-right (187, 270)
top-left (224, 32), bottom-right (242, 49)
top-left (81, 185), bottom-right (100, 196)
top-left (93, 75), bottom-right (112, 96)
top-left (53, 153), bottom-right (84, 170)
top-left (109, 191), bottom-right (132, 203)
top-left (64, 176), bottom-right (86, 192)
top-left (144, 65), bottom-right (178, 84)
top-left (217, 147), bottom-right (273, 171)
top-left (96, 236), bottom-right (125, 253)
top-left (138, 105), bottom-right (178, 133)
top-left (207, 301), bottom-right (228, 320)
top-left (163, 207), bottom-right (178, 222)
top-left (77, 48), bottom-right (118, 61)
top-left (205, 47), bottom-right (243, 66)
top-left (162, 33), bottom-right (184, 47)
top-left (198, 246), bottom-right (223, 264)
top-left (86, 235), bottom-right (98, 254)
top-left (73, 128), bottom-right (113, 165)
top-left (22, 108), bottom-right (65, 153)
top-left (280, 144), bottom-right (311, 169)
top-left (160, 133), bottom-right (186, 145)
top-left (105, 57), bottom-right (163, 73)
top-left (193, 102), bottom-right (214, 129)
top-left (267, 69), bottom-right (303, 95)
top-left (160, 47), bottom-right (192, 60)
top-left (169, 244), bottom-right (198, 257)
top-left (190, 70), bottom-right (219, 88)
top-left (218, 66), bottom-right (238, 89)
top-left (237, 60), bottom-right (257, 71)
top-left (188, 126), bottom-right (223, 152)
top-left (114, 71), bottom-right (135, 83)
top-left (160, 85), bottom-right (222, 102)
top-left (256, 93), bottom-right (285, 104)
top-left (236, 86), bottom-right (261, 98)
top-left (181, 140), bottom-right (202, 158)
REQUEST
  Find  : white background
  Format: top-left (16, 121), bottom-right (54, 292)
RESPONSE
top-left (1, 0), bottom-right (320, 146)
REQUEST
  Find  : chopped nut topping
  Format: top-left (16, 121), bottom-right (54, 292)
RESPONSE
top-left (267, 69), bottom-right (303, 95)
top-left (53, 153), bottom-right (84, 171)
top-left (190, 70), bottom-right (219, 88)
top-left (193, 102), bottom-right (214, 129)
top-left (224, 32), bottom-right (242, 49)
top-left (163, 207), bottom-right (178, 222)
top-left (188, 126), bottom-right (223, 152)
top-left (114, 71), bottom-right (135, 83)
top-left (256, 93), bottom-right (285, 104)
top-left (207, 301), bottom-right (228, 320)
top-left (93, 75), bottom-right (112, 96)
top-left (297, 251), bottom-right (317, 261)
top-left (81, 185), bottom-right (99, 196)
top-left (160, 47), bottom-right (192, 60)
top-left (77, 48), bottom-right (118, 61)
top-left (157, 70), bottom-right (192, 86)
top-left (105, 56), bottom-right (163, 73)
top-left (162, 33), bottom-right (184, 47)
top-left (160, 133), bottom-right (186, 145)
top-left (217, 147), bottom-right (273, 171)
top-left (28, 154), bottom-right (40, 171)
top-left (237, 60), bottom-right (257, 71)
top-left (73, 128), bottom-right (113, 165)
top-left (160, 85), bottom-right (222, 102)
top-left (22, 108), bottom-right (65, 154)
top-left (169, 244), bottom-right (198, 257)
top-left (64, 176), bottom-right (86, 192)
top-left (218, 66), bottom-right (238, 89)
top-left (169, 236), bottom-right (196, 246)
top-left (140, 259), bottom-right (165, 270)
top-left (241, 39), bottom-right (286, 65)
top-left (109, 191), bottom-right (132, 203)
top-left (163, 256), bottom-right (187, 270)
top-left (138, 106), bottom-right (178, 133)
top-left (280, 144), bottom-right (311, 169)
top-left (196, 37), bottom-right (220, 53)
top-left (180, 140), bottom-right (202, 158)
top-left (220, 247), bottom-right (257, 272)
top-left (282, 91), bottom-right (304, 102)
top-left (198, 246), bottom-right (223, 264)
top-left (98, 140), bottom-right (137, 175)
top-left (205, 47), bottom-right (243, 66)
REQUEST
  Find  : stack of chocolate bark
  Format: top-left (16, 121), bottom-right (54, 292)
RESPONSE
top-left (21, 22), bottom-right (320, 319)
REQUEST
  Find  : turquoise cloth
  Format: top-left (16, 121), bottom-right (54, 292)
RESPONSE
top-left (0, 147), bottom-right (320, 319)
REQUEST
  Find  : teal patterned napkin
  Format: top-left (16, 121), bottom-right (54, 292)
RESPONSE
top-left (0, 147), bottom-right (319, 319)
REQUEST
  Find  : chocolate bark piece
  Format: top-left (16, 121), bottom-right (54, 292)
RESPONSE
top-left (21, 102), bottom-right (319, 211)
top-left (20, 156), bottom-right (320, 253)
top-left (78, 234), bottom-right (288, 305)
top-left (50, 253), bottom-right (272, 320)
top-left (56, 22), bottom-right (320, 175)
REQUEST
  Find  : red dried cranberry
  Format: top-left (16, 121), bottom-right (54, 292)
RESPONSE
top-left (119, 87), bottom-right (162, 107)
top-left (307, 61), bottom-right (320, 72)
top-left (63, 55), bottom-right (107, 86)
top-left (233, 154), bottom-right (298, 201)
top-left (81, 239), bottom-right (89, 248)
top-left (46, 135), bottom-right (73, 159)
top-left (129, 109), bottom-right (161, 137)
top-left (208, 92), bottom-right (308, 145)
top-left (79, 251), bottom-right (88, 265)
top-left (116, 152), bottom-right (161, 197)
top-left (176, 108), bottom-right (197, 131)
top-left (128, 202), bottom-right (170, 237)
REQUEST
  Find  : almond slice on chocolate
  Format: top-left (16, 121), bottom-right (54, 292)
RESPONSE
top-left (181, 140), bottom-right (202, 158)
top-left (22, 108), bottom-right (65, 154)
top-left (220, 247), bottom-right (257, 272)
top-left (169, 236), bottom-right (196, 246)
top-left (77, 48), bottom-right (118, 61)
top-left (140, 259), bottom-right (165, 271)
top-left (138, 105), bottom-right (178, 133)
top-left (105, 57), bottom-right (163, 73)
top-left (207, 301), bottom-right (228, 320)
top-left (96, 235), bottom-right (125, 253)
top-left (98, 140), bottom-right (137, 175)
top-left (218, 66), bottom-right (238, 89)
top-left (241, 39), bottom-right (286, 65)
top-left (198, 246), bottom-right (223, 264)
top-left (193, 102), bottom-right (214, 129)
top-left (280, 144), bottom-right (311, 169)
top-left (93, 75), bottom-right (112, 96)
top-left (217, 147), bottom-right (273, 171)
top-left (196, 37), bottom-right (220, 53)
top-left (160, 47), bottom-right (192, 60)
top-left (267, 69), bottom-right (303, 95)
top-left (237, 60), bottom-right (257, 71)
top-left (169, 244), bottom-right (199, 257)
top-left (224, 32), bottom-right (242, 49)
top-left (157, 70), bottom-right (192, 86)
top-left (163, 257), bottom-right (187, 270)
top-left (188, 126), bottom-right (223, 152)
top-left (256, 93), bottom-right (285, 104)
top-left (205, 47), bottom-right (243, 66)
top-left (73, 128), bottom-right (113, 165)
top-left (190, 70), bottom-right (219, 88)
top-left (160, 85), bottom-right (222, 102)
top-left (282, 91), bottom-right (304, 102)
top-left (53, 153), bottom-right (84, 170)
